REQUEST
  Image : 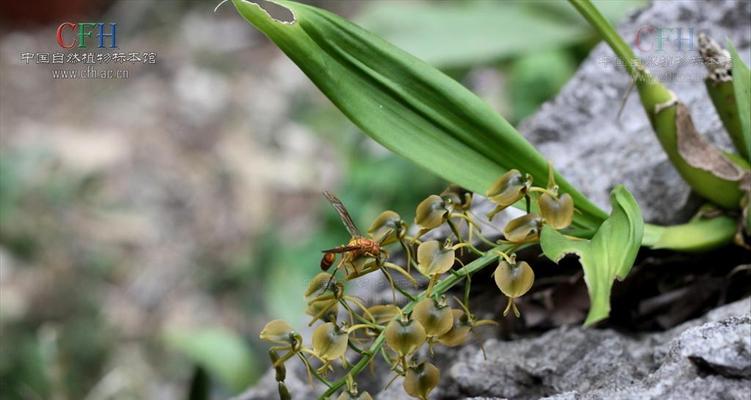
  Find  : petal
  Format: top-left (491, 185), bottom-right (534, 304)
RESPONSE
top-left (259, 320), bottom-right (295, 344)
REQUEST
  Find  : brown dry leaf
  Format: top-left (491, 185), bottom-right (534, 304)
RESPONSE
top-left (675, 103), bottom-right (747, 181)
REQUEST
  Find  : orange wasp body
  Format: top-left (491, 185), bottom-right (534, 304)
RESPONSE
top-left (320, 192), bottom-right (387, 279)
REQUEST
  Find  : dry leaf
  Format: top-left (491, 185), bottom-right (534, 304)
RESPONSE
top-left (675, 103), bottom-right (747, 181)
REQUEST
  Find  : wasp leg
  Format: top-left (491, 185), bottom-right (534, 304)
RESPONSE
top-left (319, 257), bottom-right (346, 296)
top-left (379, 267), bottom-right (398, 304)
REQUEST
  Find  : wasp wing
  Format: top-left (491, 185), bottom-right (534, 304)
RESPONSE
top-left (321, 245), bottom-right (361, 254)
top-left (322, 191), bottom-right (361, 237)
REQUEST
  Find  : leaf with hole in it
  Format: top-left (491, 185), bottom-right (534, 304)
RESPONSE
top-left (165, 327), bottom-right (256, 393)
top-left (230, 0), bottom-right (607, 235)
top-left (540, 185), bottom-right (643, 326)
top-left (727, 41), bottom-right (751, 162)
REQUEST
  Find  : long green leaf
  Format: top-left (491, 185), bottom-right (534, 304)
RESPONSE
top-left (540, 185), bottom-right (644, 325)
top-left (230, 0), bottom-right (607, 234)
top-left (727, 41), bottom-right (751, 162)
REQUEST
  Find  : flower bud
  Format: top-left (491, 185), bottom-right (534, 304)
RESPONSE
top-left (503, 213), bottom-right (542, 243)
top-left (278, 382), bottom-right (291, 400)
top-left (368, 210), bottom-right (405, 245)
top-left (539, 193), bottom-right (574, 230)
top-left (312, 322), bottom-right (348, 362)
top-left (268, 350), bottom-right (286, 382)
top-left (403, 361), bottom-right (440, 400)
top-left (415, 195), bottom-right (449, 231)
top-left (385, 316), bottom-right (426, 356)
top-left (416, 240), bottom-right (455, 277)
top-left (413, 297), bottom-right (453, 338)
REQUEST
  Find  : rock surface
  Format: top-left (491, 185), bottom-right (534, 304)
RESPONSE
top-left (430, 298), bottom-right (751, 400)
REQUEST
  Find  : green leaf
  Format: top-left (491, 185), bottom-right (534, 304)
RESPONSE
top-left (540, 185), bottom-right (644, 326)
top-left (165, 327), bottom-right (256, 393)
top-left (727, 41), bottom-right (751, 162)
top-left (355, 0), bottom-right (644, 68)
top-left (355, 1), bottom-right (588, 68)
top-left (642, 216), bottom-right (736, 252)
top-left (230, 0), bottom-right (607, 234)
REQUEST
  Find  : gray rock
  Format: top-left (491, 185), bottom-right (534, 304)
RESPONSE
top-left (519, 0), bottom-right (751, 224)
top-left (672, 316), bottom-right (751, 378)
top-left (440, 297), bottom-right (751, 400)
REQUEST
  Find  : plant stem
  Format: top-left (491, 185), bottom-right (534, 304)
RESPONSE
top-left (318, 245), bottom-right (512, 399)
top-left (568, 0), bottom-right (640, 79)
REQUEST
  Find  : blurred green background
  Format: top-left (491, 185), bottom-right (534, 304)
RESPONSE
top-left (0, 0), bottom-right (643, 398)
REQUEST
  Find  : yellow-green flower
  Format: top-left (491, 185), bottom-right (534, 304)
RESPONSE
top-left (368, 210), bottom-right (405, 245)
top-left (486, 170), bottom-right (530, 220)
top-left (385, 316), bottom-right (426, 356)
top-left (504, 213), bottom-right (542, 243)
top-left (416, 240), bottom-right (455, 277)
top-left (312, 322), bottom-right (348, 361)
top-left (415, 195), bottom-right (449, 231)
top-left (403, 361), bottom-right (440, 400)
top-left (539, 192), bottom-right (574, 229)
top-left (494, 260), bottom-right (534, 317)
top-left (259, 320), bottom-right (297, 344)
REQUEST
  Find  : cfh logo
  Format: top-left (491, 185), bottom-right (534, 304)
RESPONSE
top-left (635, 25), bottom-right (699, 52)
top-left (56, 22), bottom-right (117, 49)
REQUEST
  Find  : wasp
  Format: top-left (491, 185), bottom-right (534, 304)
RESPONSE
top-left (320, 192), bottom-right (387, 274)
top-left (319, 192), bottom-right (414, 294)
